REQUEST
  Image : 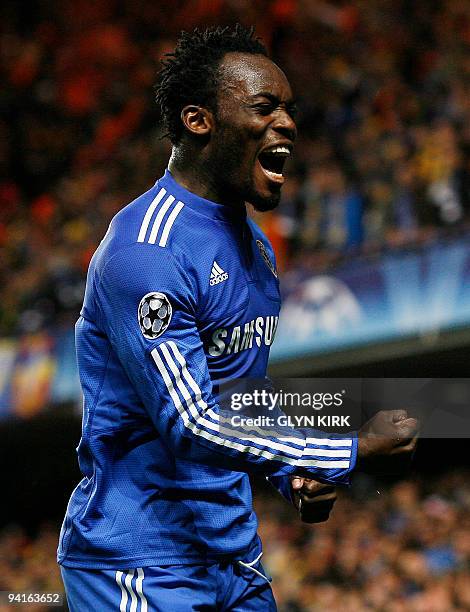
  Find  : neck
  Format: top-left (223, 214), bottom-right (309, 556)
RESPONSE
top-left (168, 145), bottom-right (243, 208)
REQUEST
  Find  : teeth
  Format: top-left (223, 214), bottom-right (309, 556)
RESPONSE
top-left (264, 169), bottom-right (284, 179)
top-left (264, 145), bottom-right (290, 155)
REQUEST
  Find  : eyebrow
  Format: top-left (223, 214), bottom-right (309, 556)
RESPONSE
top-left (250, 92), bottom-right (298, 107)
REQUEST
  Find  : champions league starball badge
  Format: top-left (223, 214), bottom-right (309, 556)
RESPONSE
top-left (138, 292), bottom-right (172, 340)
top-left (256, 240), bottom-right (278, 278)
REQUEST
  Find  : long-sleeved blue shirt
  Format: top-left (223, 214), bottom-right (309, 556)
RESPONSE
top-left (58, 170), bottom-right (357, 569)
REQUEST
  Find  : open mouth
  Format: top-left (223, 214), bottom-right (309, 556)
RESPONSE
top-left (258, 145), bottom-right (291, 183)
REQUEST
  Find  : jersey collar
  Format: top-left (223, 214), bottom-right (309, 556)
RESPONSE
top-left (157, 169), bottom-right (247, 224)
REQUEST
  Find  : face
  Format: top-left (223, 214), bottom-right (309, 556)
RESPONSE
top-left (207, 52), bottom-right (297, 211)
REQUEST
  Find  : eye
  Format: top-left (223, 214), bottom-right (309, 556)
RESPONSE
top-left (287, 104), bottom-right (298, 119)
top-left (252, 104), bottom-right (275, 116)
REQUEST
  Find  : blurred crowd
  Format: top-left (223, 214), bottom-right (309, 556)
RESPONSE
top-left (0, 524), bottom-right (64, 612)
top-left (4, 0), bottom-right (470, 335)
top-left (257, 471), bottom-right (470, 611)
top-left (2, 471), bottom-right (470, 611)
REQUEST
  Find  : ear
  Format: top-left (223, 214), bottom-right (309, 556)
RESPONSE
top-left (181, 105), bottom-right (214, 137)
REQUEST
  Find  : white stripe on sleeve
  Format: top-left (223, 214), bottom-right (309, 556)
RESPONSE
top-left (306, 437), bottom-right (352, 447)
top-left (166, 341), bottom-right (350, 459)
top-left (167, 341), bottom-right (207, 410)
top-left (159, 343), bottom-right (200, 416)
top-left (137, 187), bottom-right (166, 242)
top-left (159, 201), bottom-right (184, 247)
top-left (158, 344), bottom-right (305, 456)
top-left (148, 194), bottom-right (175, 244)
top-left (151, 344), bottom-right (352, 470)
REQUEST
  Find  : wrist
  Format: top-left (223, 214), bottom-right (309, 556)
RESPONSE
top-left (357, 436), bottom-right (372, 469)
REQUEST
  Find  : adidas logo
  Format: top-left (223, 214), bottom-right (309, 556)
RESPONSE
top-left (210, 261), bottom-right (229, 286)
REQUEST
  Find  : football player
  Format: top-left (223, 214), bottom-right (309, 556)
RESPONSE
top-left (59, 25), bottom-right (418, 611)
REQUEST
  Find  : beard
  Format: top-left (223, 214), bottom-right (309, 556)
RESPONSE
top-left (204, 130), bottom-right (284, 212)
top-left (248, 188), bottom-right (282, 212)
top-left (230, 172), bottom-right (282, 212)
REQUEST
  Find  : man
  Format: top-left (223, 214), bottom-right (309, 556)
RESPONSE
top-left (58, 25), bottom-right (418, 611)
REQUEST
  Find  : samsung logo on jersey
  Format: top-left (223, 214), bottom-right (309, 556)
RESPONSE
top-left (208, 316), bottom-right (279, 356)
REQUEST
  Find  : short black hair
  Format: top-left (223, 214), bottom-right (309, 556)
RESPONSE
top-left (154, 24), bottom-right (268, 144)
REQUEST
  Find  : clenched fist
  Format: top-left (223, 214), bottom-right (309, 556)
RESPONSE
top-left (357, 409), bottom-right (419, 474)
top-left (291, 477), bottom-right (337, 523)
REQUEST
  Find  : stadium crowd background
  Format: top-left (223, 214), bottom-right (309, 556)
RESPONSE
top-left (3, 0), bottom-right (470, 610)
top-left (3, 0), bottom-right (470, 335)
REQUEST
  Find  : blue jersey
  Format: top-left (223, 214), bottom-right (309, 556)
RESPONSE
top-left (58, 170), bottom-right (357, 569)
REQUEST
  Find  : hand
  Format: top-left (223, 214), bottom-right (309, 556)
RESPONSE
top-left (291, 476), bottom-right (337, 523)
top-left (358, 409), bottom-right (419, 474)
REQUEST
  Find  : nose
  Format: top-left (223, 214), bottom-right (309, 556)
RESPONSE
top-left (272, 107), bottom-right (297, 142)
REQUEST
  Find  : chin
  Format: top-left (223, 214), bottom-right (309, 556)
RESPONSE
top-left (249, 189), bottom-right (282, 212)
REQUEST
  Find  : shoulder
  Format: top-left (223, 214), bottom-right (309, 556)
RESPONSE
top-left (104, 181), bottom-right (215, 261)
top-left (93, 182), bottom-right (208, 276)
top-left (91, 195), bottom-right (212, 316)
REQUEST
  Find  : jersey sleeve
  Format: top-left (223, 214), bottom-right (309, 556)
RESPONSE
top-left (96, 243), bottom-right (357, 484)
top-left (266, 474), bottom-right (295, 504)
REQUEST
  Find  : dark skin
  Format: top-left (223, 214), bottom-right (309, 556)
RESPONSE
top-left (168, 52), bottom-right (419, 522)
top-left (169, 52), bottom-right (297, 211)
